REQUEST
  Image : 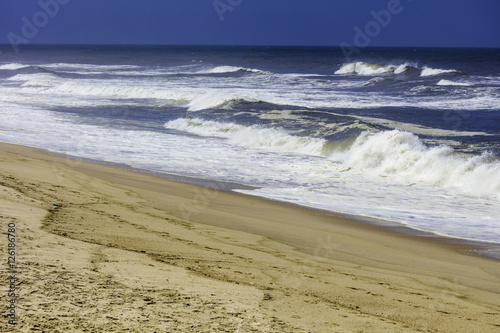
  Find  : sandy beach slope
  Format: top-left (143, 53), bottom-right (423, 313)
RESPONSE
top-left (1, 142), bottom-right (499, 332)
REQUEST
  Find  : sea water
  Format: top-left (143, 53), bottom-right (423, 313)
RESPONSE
top-left (0, 45), bottom-right (499, 243)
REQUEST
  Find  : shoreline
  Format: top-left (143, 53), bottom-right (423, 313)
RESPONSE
top-left (44, 144), bottom-right (500, 259)
top-left (1, 141), bottom-right (500, 332)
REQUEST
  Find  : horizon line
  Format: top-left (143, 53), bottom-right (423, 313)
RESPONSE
top-left (1, 43), bottom-right (499, 50)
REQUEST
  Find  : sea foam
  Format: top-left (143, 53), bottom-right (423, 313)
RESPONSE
top-left (437, 79), bottom-right (472, 86)
top-left (8, 73), bottom-right (58, 87)
top-left (421, 66), bottom-right (457, 76)
top-left (335, 62), bottom-right (413, 75)
top-left (0, 63), bottom-right (28, 70)
top-left (336, 62), bottom-right (459, 78)
top-left (166, 118), bottom-right (500, 201)
top-left (200, 66), bottom-right (265, 74)
top-left (328, 130), bottom-right (500, 200)
top-left (165, 118), bottom-right (326, 155)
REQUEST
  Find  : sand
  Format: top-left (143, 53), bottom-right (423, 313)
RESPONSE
top-left (1, 141), bottom-right (499, 332)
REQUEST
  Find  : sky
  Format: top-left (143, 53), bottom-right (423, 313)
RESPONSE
top-left (1, 0), bottom-right (499, 48)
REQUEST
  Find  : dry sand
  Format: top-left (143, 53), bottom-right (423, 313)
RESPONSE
top-left (1, 142), bottom-right (499, 332)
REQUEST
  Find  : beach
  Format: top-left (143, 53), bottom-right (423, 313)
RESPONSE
top-left (1, 141), bottom-right (499, 332)
top-left (2, 46), bottom-right (500, 245)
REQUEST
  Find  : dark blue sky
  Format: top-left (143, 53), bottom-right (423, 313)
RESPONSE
top-left (1, 0), bottom-right (499, 48)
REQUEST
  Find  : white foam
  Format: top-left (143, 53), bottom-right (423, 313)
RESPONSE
top-left (237, 182), bottom-right (500, 243)
top-left (8, 73), bottom-right (193, 102)
top-left (186, 93), bottom-right (236, 111)
top-left (0, 63), bottom-right (27, 70)
top-left (328, 130), bottom-right (500, 200)
top-left (60, 81), bottom-right (192, 101)
top-left (437, 79), bottom-right (472, 86)
top-left (421, 66), bottom-right (457, 76)
top-left (335, 62), bottom-right (412, 75)
top-left (7, 73), bottom-right (59, 87)
top-left (336, 63), bottom-right (461, 78)
top-left (201, 66), bottom-right (264, 74)
top-left (165, 118), bottom-right (326, 155)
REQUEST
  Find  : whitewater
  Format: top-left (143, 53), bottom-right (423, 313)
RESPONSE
top-left (0, 45), bottom-right (499, 243)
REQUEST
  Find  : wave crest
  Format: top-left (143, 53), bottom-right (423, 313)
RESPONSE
top-left (201, 66), bottom-right (265, 74)
top-left (335, 62), bottom-right (415, 75)
top-left (186, 93), bottom-right (238, 111)
top-left (328, 130), bottom-right (500, 200)
top-left (437, 79), bottom-right (471, 86)
top-left (7, 73), bottom-right (59, 87)
top-left (336, 62), bottom-right (459, 78)
top-left (164, 118), bottom-right (326, 155)
top-left (421, 66), bottom-right (458, 77)
top-left (0, 63), bottom-right (28, 70)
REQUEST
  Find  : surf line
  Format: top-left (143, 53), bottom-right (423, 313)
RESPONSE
top-left (340, 0), bottom-right (411, 62)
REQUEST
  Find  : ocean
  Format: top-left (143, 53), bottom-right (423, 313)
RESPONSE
top-left (1, 45), bottom-right (499, 244)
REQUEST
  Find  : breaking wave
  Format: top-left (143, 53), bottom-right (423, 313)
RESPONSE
top-left (437, 79), bottom-right (472, 86)
top-left (199, 66), bottom-right (266, 74)
top-left (186, 93), bottom-right (242, 111)
top-left (335, 62), bottom-right (417, 75)
top-left (335, 62), bottom-right (459, 78)
top-left (328, 130), bottom-right (500, 200)
top-left (7, 73), bottom-right (59, 87)
top-left (166, 118), bottom-right (500, 200)
top-left (421, 66), bottom-right (458, 76)
top-left (7, 73), bottom-right (192, 101)
top-left (0, 63), bottom-right (29, 70)
top-left (165, 118), bottom-right (327, 155)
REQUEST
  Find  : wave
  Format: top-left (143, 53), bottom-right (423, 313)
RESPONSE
top-left (41, 63), bottom-right (140, 71)
top-left (164, 118), bottom-right (327, 155)
top-left (5, 72), bottom-right (273, 110)
top-left (58, 81), bottom-right (192, 101)
top-left (421, 66), bottom-right (458, 77)
top-left (4, 62), bottom-right (266, 79)
top-left (335, 62), bottom-right (417, 75)
top-left (199, 65), bottom-right (265, 74)
top-left (328, 130), bottom-right (500, 200)
top-left (362, 77), bottom-right (392, 87)
top-left (7, 73), bottom-right (59, 87)
top-left (6, 73), bottom-right (196, 104)
top-left (0, 63), bottom-right (29, 70)
top-left (186, 92), bottom-right (291, 112)
top-left (436, 79), bottom-right (472, 86)
top-left (120, 65), bottom-right (268, 76)
top-left (1, 62), bottom-right (141, 76)
top-left (335, 62), bottom-right (459, 78)
top-left (186, 93), bottom-right (240, 111)
top-left (3, 64), bottom-right (59, 77)
top-left (4, 66), bottom-right (489, 112)
top-left (165, 119), bottom-right (500, 200)
top-left (409, 85), bottom-right (447, 95)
